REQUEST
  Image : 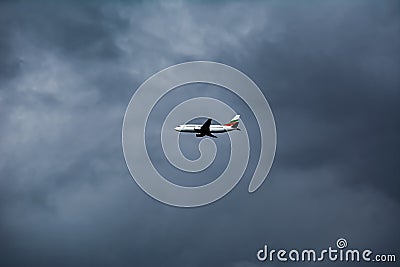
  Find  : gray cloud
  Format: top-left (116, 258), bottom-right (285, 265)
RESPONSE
top-left (0, 1), bottom-right (399, 267)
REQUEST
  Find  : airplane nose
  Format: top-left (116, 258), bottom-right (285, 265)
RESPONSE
top-left (174, 126), bottom-right (179, 131)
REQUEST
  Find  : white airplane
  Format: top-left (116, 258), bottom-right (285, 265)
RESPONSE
top-left (174, 115), bottom-right (240, 138)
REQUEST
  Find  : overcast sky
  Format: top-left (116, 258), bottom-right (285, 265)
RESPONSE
top-left (0, 1), bottom-right (399, 267)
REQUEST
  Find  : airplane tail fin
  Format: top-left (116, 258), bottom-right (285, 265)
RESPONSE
top-left (224, 115), bottom-right (240, 128)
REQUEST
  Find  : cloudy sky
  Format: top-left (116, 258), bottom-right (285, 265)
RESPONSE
top-left (0, 1), bottom-right (399, 266)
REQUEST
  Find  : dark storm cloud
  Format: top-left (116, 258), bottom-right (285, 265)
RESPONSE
top-left (0, 1), bottom-right (399, 267)
top-left (238, 0), bottom-right (400, 199)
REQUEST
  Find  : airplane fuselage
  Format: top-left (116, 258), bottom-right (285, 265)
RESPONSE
top-left (174, 115), bottom-right (240, 138)
top-left (174, 124), bottom-right (236, 133)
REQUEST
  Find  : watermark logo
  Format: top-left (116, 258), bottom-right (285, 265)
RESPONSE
top-left (336, 238), bottom-right (348, 249)
top-left (122, 61), bottom-right (276, 207)
top-left (257, 238), bottom-right (396, 263)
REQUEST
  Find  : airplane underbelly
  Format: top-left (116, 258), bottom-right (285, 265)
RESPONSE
top-left (180, 129), bottom-right (196, 132)
top-left (180, 126), bottom-right (199, 132)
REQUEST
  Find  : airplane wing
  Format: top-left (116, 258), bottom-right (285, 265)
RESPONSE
top-left (206, 132), bottom-right (217, 138)
top-left (197, 119), bottom-right (217, 138)
top-left (200, 119), bottom-right (212, 132)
